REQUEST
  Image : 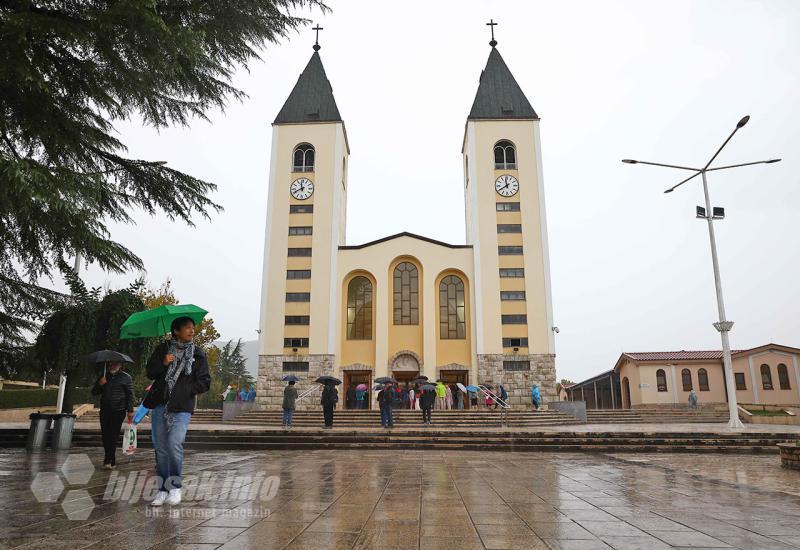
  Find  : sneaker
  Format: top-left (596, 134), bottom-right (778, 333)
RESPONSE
top-left (166, 488), bottom-right (182, 505)
top-left (151, 491), bottom-right (168, 507)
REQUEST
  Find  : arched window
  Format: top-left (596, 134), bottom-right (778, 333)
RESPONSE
top-left (698, 368), bottom-right (709, 391)
top-left (346, 276), bottom-right (372, 340)
top-left (760, 364), bottom-right (773, 390)
top-left (493, 140), bottom-right (516, 169)
top-left (778, 363), bottom-right (791, 390)
top-left (656, 369), bottom-right (667, 392)
top-left (293, 143), bottom-right (315, 172)
top-left (393, 262), bottom-right (419, 325)
top-left (681, 369), bottom-right (693, 391)
top-left (439, 275), bottom-right (466, 339)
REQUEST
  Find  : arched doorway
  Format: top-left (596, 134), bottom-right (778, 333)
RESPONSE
top-left (622, 377), bottom-right (631, 409)
top-left (391, 352), bottom-right (421, 387)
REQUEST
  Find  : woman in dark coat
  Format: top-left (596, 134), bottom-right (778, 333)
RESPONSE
top-left (91, 361), bottom-right (134, 469)
top-left (419, 387), bottom-right (435, 425)
top-left (145, 317), bottom-right (211, 507)
top-left (320, 383), bottom-right (338, 428)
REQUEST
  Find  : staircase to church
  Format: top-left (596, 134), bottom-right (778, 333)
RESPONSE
top-left (231, 409), bottom-right (579, 428)
top-left (586, 408), bottom-right (731, 424)
top-left (78, 408), bottom-right (222, 423)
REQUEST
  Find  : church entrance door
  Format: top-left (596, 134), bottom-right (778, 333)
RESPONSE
top-left (343, 371), bottom-right (372, 410)
top-left (440, 370), bottom-right (471, 409)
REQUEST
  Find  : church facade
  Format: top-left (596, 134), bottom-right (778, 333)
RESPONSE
top-left (257, 40), bottom-right (557, 409)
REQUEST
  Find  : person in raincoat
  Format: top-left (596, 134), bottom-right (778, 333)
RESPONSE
top-left (531, 384), bottom-right (542, 410)
top-left (145, 316), bottom-right (211, 507)
top-left (435, 380), bottom-right (447, 410)
top-left (320, 382), bottom-right (338, 428)
top-left (688, 389), bottom-right (699, 410)
top-left (355, 386), bottom-right (367, 409)
top-left (91, 361), bottom-right (134, 469)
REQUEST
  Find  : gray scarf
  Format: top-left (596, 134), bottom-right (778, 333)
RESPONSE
top-left (165, 339), bottom-right (195, 400)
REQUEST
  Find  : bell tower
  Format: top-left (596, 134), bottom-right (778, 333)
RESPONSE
top-left (462, 31), bottom-right (556, 402)
top-left (257, 38), bottom-right (349, 408)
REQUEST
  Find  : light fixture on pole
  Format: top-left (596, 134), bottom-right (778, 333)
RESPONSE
top-left (622, 115), bottom-right (781, 429)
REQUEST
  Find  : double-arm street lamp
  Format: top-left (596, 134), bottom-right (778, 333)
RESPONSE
top-left (622, 116), bottom-right (781, 429)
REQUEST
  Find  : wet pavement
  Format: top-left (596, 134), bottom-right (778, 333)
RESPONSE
top-left (0, 447), bottom-right (798, 549)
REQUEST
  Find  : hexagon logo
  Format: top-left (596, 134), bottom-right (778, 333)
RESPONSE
top-left (30, 471), bottom-right (64, 503)
top-left (61, 453), bottom-right (95, 485)
top-left (61, 489), bottom-right (94, 521)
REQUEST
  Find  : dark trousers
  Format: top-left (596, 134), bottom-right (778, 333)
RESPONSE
top-left (323, 404), bottom-right (334, 427)
top-left (380, 406), bottom-right (393, 427)
top-left (421, 407), bottom-right (432, 423)
top-left (99, 408), bottom-right (126, 465)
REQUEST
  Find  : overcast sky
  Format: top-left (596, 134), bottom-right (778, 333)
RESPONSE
top-left (59, 0), bottom-right (799, 382)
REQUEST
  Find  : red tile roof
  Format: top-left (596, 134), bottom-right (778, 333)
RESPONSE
top-left (622, 350), bottom-right (741, 361)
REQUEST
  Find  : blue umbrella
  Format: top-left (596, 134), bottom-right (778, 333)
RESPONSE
top-left (282, 375), bottom-right (300, 382)
top-left (466, 385), bottom-right (480, 392)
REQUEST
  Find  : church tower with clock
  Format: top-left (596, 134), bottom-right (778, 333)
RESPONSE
top-left (257, 31), bottom-right (556, 410)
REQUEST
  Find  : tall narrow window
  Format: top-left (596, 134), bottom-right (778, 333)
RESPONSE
top-left (439, 275), bottom-right (466, 339)
top-left (656, 369), bottom-right (667, 392)
top-left (681, 369), bottom-right (692, 391)
top-left (698, 368), bottom-right (709, 391)
top-left (346, 276), bottom-right (372, 340)
top-left (393, 262), bottom-right (419, 325)
top-left (494, 140), bottom-right (517, 169)
top-left (292, 143), bottom-right (315, 172)
top-left (778, 363), bottom-right (791, 390)
top-left (734, 372), bottom-right (747, 390)
top-left (761, 364), bottom-right (773, 390)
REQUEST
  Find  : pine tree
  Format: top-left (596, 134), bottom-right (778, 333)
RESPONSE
top-left (215, 339), bottom-right (254, 389)
top-left (0, 0), bottom-right (326, 359)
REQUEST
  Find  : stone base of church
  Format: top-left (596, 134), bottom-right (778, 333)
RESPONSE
top-left (477, 354), bottom-right (557, 407)
top-left (257, 354), bottom-right (334, 410)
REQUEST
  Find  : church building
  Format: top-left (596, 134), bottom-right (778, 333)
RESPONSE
top-left (257, 35), bottom-right (557, 409)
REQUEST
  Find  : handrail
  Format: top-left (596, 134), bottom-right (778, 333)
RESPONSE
top-left (477, 385), bottom-right (511, 427)
top-left (296, 385), bottom-right (320, 403)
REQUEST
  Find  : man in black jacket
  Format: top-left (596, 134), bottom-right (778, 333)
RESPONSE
top-left (145, 316), bottom-right (211, 507)
top-left (91, 362), bottom-right (134, 468)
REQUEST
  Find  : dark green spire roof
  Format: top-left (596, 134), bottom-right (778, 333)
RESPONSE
top-left (274, 51), bottom-right (342, 124)
top-left (468, 47), bottom-right (538, 120)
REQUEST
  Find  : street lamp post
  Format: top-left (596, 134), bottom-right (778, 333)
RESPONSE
top-left (623, 116), bottom-right (780, 429)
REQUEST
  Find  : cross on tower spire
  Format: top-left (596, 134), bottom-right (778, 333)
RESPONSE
top-left (312, 24), bottom-right (323, 51)
top-left (486, 19), bottom-right (498, 47)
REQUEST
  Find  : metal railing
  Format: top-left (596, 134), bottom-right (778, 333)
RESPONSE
top-left (477, 385), bottom-right (511, 426)
top-left (296, 385), bottom-right (320, 403)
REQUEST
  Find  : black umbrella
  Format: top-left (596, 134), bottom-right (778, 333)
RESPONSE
top-left (412, 376), bottom-right (429, 383)
top-left (282, 375), bottom-right (300, 382)
top-left (315, 376), bottom-right (341, 385)
top-left (375, 376), bottom-right (396, 384)
top-left (84, 350), bottom-right (134, 364)
top-left (421, 384), bottom-right (437, 392)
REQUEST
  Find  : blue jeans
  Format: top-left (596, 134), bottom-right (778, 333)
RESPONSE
top-left (380, 406), bottom-right (393, 427)
top-left (151, 405), bottom-right (191, 491)
top-left (283, 408), bottom-right (294, 426)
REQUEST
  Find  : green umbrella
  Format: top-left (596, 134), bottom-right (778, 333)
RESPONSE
top-left (120, 304), bottom-right (208, 340)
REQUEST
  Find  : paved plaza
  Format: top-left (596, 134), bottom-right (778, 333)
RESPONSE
top-left (0, 447), bottom-right (799, 549)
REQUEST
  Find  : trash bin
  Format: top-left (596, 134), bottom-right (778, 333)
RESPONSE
top-left (52, 413), bottom-right (77, 451)
top-left (26, 413), bottom-right (53, 452)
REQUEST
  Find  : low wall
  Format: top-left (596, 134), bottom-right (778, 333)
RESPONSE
top-left (549, 401), bottom-right (587, 422)
top-left (222, 400), bottom-right (257, 421)
top-left (778, 443), bottom-right (800, 470)
top-left (0, 403), bottom-right (93, 422)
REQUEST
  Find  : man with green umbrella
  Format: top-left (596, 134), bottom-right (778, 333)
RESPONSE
top-left (134, 312), bottom-right (210, 507)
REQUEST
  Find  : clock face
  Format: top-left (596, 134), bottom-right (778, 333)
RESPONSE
top-left (290, 178), bottom-right (314, 200)
top-left (495, 174), bottom-right (519, 197)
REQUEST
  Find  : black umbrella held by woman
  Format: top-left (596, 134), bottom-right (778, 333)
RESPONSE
top-left (86, 350), bottom-right (135, 469)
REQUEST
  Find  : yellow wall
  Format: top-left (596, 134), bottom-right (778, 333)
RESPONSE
top-left (336, 235), bottom-right (474, 380)
top-left (735, 351), bottom-right (800, 405)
